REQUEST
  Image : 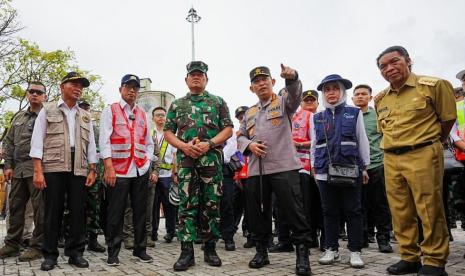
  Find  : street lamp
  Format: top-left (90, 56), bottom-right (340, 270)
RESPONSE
top-left (186, 7), bottom-right (201, 61)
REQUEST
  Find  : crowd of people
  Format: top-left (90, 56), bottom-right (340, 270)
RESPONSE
top-left (0, 45), bottom-right (464, 276)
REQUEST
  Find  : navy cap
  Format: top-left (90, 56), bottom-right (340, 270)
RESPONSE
top-left (61, 72), bottom-right (90, 88)
top-left (121, 74), bottom-right (141, 87)
top-left (186, 61), bottom-right (208, 74)
top-left (302, 90), bottom-right (318, 100)
top-left (250, 66), bottom-right (271, 82)
top-left (235, 106), bottom-right (248, 118)
top-left (317, 74), bottom-right (352, 91)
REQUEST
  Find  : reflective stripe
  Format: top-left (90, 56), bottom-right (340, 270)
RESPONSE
top-left (134, 143), bottom-right (146, 151)
top-left (112, 152), bottom-right (130, 159)
top-left (111, 144), bottom-right (131, 150)
top-left (134, 150), bottom-right (146, 159)
top-left (296, 152), bottom-right (310, 159)
top-left (160, 163), bottom-right (173, 170)
top-left (341, 141), bottom-right (357, 146)
top-left (315, 143), bottom-right (327, 149)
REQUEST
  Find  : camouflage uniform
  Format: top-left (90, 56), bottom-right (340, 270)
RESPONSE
top-left (164, 91), bottom-right (233, 242)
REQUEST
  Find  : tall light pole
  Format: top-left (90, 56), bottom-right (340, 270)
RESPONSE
top-left (186, 7), bottom-right (201, 61)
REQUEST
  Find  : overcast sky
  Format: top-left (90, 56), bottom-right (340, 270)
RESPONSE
top-left (11, 0), bottom-right (465, 124)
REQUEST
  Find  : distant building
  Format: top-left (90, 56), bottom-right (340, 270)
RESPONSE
top-left (136, 78), bottom-right (175, 127)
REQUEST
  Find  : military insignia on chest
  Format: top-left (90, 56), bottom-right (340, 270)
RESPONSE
top-left (271, 118), bottom-right (281, 126)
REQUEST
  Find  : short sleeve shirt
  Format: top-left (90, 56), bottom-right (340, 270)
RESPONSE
top-left (375, 73), bottom-right (456, 149)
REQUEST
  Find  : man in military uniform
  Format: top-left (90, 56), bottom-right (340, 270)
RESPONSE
top-left (237, 65), bottom-right (312, 276)
top-left (30, 72), bottom-right (98, 271)
top-left (78, 100), bottom-right (106, 253)
top-left (375, 46), bottom-right (456, 276)
top-left (164, 61), bottom-right (233, 271)
top-left (0, 81), bottom-right (47, 261)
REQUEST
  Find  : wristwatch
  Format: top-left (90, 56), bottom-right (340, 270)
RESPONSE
top-left (207, 139), bottom-right (216, 149)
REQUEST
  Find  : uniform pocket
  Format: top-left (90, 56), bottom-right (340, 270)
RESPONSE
top-left (43, 139), bottom-right (64, 162)
top-left (46, 116), bottom-right (65, 134)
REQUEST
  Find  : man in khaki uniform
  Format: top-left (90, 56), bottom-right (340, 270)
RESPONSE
top-left (375, 46), bottom-right (456, 276)
top-left (30, 72), bottom-right (98, 271)
top-left (0, 82), bottom-right (47, 261)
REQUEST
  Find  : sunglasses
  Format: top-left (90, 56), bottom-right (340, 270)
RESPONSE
top-left (27, 89), bottom-right (46, 95)
top-left (153, 113), bottom-right (166, 118)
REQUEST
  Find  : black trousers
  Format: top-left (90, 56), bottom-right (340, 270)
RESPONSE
top-left (105, 172), bottom-right (149, 258)
top-left (152, 176), bottom-right (176, 236)
top-left (361, 165), bottom-right (392, 242)
top-left (220, 166), bottom-right (235, 241)
top-left (245, 170), bottom-right (311, 244)
top-left (318, 179), bottom-right (363, 252)
top-left (233, 179), bottom-right (249, 235)
top-left (42, 172), bottom-right (86, 260)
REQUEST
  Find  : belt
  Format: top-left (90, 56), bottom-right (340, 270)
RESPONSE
top-left (385, 141), bottom-right (433, 155)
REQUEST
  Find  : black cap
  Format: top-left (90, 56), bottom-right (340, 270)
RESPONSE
top-left (250, 66), bottom-right (271, 82)
top-left (121, 74), bottom-right (141, 87)
top-left (61, 72), bottom-right (90, 88)
top-left (78, 100), bottom-right (90, 108)
top-left (186, 61), bottom-right (208, 74)
top-left (235, 106), bottom-right (248, 118)
top-left (302, 90), bottom-right (318, 100)
top-left (456, 70), bottom-right (465, 81)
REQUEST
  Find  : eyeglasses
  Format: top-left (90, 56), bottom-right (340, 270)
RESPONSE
top-left (27, 89), bottom-right (45, 95)
top-left (124, 84), bottom-right (140, 92)
top-left (302, 97), bottom-right (316, 102)
top-left (153, 113), bottom-right (166, 118)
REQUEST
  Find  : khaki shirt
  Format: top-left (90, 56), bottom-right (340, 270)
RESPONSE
top-left (375, 73), bottom-right (456, 150)
top-left (237, 79), bottom-right (302, 177)
top-left (3, 108), bottom-right (40, 178)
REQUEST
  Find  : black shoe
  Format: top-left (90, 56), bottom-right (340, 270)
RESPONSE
top-left (133, 252), bottom-right (153, 263)
top-left (387, 260), bottom-right (422, 275)
top-left (68, 256), bottom-right (89, 268)
top-left (249, 242), bottom-right (270, 269)
top-left (21, 238), bottom-right (30, 248)
top-left (174, 242), bottom-right (195, 271)
top-left (243, 238), bottom-right (255, 248)
top-left (378, 243), bottom-right (394, 253)
top-left (41, 259), bottom-right (57, 271)
top-left (269, 242), bottom-right (294, 253)
top-left (107, 256), bottom-right (120, 266)
top-left (87, 237), bottom-right (106, 253)
top-left (164, 233), bottom-right (175, 243)
top-left (204, 242), bottom-right (222, 266)
top-left (417, 265), bottom-right (448, 276)
top-left (295, 244), bottom-right (311, 276)
top-left (225, 240), bottom-right (236, 251)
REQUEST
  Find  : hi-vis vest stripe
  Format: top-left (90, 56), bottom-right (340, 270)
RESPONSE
top-left (110, 103), bottom-right (149, 174)
top-left (455, 101), bottom-right (465, 161)
top-left (159, 139), bottom-right (172, 170)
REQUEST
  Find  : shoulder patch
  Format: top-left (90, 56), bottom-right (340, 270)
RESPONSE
top-left (246, 105), bottom-right (258, 117)
top-left (418, 76), bottom-right (439, 87)
top-left (373, 89), bottom-right (388, 103)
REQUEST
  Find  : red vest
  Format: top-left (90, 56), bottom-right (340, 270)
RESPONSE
top-left (110, 103), bottom-right (148, 174)
top-left (292, 109), bottom-right (311, 172)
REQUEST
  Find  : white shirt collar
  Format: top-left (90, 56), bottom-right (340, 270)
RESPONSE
top-left (119, 99), bottom-right (137, 111)
top-left (57, 97), bottom-right (78, 110)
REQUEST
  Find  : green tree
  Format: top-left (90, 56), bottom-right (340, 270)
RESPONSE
top-left (0, 39), bottom-right (105, 136)
top-left (0, 0), bottom-right (22, 60)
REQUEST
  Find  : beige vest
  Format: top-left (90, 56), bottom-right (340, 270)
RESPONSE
top-left (41, 102), bottom-right (90, 177)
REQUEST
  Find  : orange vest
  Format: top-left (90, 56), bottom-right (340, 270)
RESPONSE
top-left (110, 103), bottom-right (148, 174)
top-left (292, 109), bottom-right (311, 172)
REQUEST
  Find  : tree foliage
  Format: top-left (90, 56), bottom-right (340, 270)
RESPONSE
top-left (0, 39), bottom-right (105, 136)
top-left (0, 0), bottom-right (22, 59)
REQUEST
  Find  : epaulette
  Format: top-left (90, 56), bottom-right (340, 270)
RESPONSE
top-left (373, 89), bottom-right (388, 104)
top-left (418, 76), bottom-right (439, 87)
top-left (245, 105), bottom-right (259, 117)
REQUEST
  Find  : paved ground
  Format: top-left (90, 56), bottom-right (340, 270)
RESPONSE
top-left (1, 219), bottom-right (464, 276)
